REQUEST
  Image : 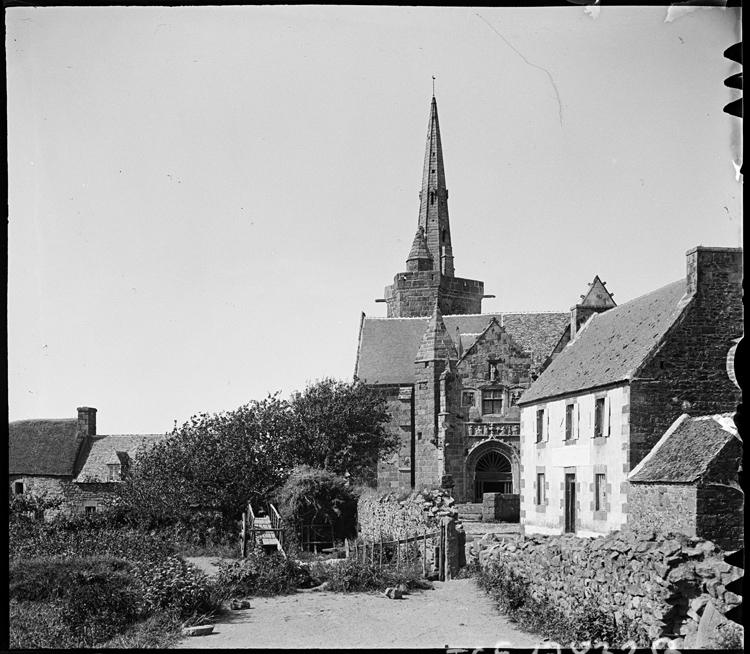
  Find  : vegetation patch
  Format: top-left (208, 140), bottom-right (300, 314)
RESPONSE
top-left (308, 558), bottom-right (425, 593)
top-left (216, 548), bottom-right (313, 598)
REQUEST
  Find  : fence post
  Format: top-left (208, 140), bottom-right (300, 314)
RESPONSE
top-left (379, 532), bottom-right (383, 569)
top-left (241, 512), bottom-right (247, 558)
top-left (345, 538), bottom-right (349, 559)
top-left (422, 530), bottom-right (427, 577)
top-left (396, 536), bottom-right (400, 571)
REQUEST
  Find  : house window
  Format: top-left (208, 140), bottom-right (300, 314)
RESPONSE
top-left (594, 398), bottom-right (605, 438)
top-left (85, 505), bottom-right (97, 515)
top-left (536, 409), bottom-right (545, 443)
top-left (565, 404), bottom-right (574, 441)
top-left (14, 481), bottom-right (24, 495)
top-left (536, 473), bottom-right (546, 505)
top-left (482, 389), bottom-right (503, 415)
top-left (107, 464), bottom-right (122, 482)
top-left (462, 391), bottom-right (474, 407)
top-left (595, 474), bottom-right (606, 511)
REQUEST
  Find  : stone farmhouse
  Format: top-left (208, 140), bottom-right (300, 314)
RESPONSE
top-left (354, 95), bottom-right (610, 505)
top-left (9, 406), bottom-right (164, 514)
top-left (517, 247), bottom-right (742, 538)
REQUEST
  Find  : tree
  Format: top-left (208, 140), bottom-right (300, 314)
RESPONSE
top-left (289, 377), bottom-right (397, 479)
top-left (121, 394), bottom-right (296, 523)
top-left (121, 378), bottom-right (396, 525)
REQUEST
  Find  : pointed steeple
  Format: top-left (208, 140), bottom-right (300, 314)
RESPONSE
top-left (416, 301), bottom-right (459, 362)
top-left (414, 95), bottom-right (454, 277)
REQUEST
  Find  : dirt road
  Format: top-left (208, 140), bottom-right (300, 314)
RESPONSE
top-left (173, 578), bottom-right (542, 649)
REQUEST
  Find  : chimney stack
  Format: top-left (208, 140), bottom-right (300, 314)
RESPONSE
top-left (77, 407), bottom-right (97, 436)
top-left (686, 246), bottom-right (742, 297)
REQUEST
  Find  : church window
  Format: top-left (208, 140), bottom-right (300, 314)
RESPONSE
top-left (482, 389), bottom-right (503, 415)
top-left (461, 391), bottom-right (474, 407)
top-left (442, 229), bottom-right (446, 243)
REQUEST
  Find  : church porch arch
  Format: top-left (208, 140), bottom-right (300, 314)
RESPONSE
top-left (464, 440), bottom-right (519, 503)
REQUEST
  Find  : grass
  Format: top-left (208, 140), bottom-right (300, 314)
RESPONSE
top-left (308, 558), bottom-right (426, 593)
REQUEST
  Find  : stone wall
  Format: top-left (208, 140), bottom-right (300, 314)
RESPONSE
top-left (374, 384), bottom-right (413, 492)
top-left (696, 485), bottom-right (744, 552)
top-left (628, 484), bottom-right (697, 537)
top-left (469, 530), bottom-right (743, 647)
top-left (9, 475), bottom-right (122, 517)
top-left (357, 487), bottom-right (458, 541)
top-left (483, 493), bottom-right (520, 522)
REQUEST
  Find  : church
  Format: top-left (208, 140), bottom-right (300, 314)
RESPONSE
top-left (353, 96), bottom-right (612, 506)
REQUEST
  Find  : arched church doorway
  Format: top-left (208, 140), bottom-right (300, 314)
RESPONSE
top-left (473, 450), bottom-right (512, 502)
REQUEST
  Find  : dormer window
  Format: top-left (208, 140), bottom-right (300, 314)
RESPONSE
top-left (107, 464), bottom-right (122, 482)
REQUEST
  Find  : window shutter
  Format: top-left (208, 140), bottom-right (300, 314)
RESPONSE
top-left (545, 409), bottom-right (550, 442)
top-left (604, 396), bottom-right (611, 437)
top-left (576, 403), bottom-right (580, 439)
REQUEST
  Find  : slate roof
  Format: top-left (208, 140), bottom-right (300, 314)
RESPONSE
top-left (628, 414), bottom-right (739, 483)
top-left (355, 312), bottom-right (569, 385)
top-left (519, 279), bottom-right (689, 404)
top-left (9, 419), bottom-right (85, 477)
top-left (75, 434), bottom-right (165, 482)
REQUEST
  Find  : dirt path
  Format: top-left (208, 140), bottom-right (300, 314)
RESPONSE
top-left (173, 577), bottom-right (542, 649)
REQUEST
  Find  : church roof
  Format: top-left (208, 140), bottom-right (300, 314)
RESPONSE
top-left (519, 279), bottom-right (689, 404)
top-left (9, 418), bottom-right (85, 477)
top-left (628, 414), bottom-right (739, 484)
top-left (355, 312), bottom-right (568, 385)
top-left (75, 434), bottom-right (165, 482)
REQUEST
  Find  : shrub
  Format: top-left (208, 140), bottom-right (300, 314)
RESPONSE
top-left (308, 558), bottom-right (424, 593)
top-left (216, 548), bottom-right (312, 598)
top-left (275, 465), bottom-right (359, 549)
top-left (9, 556), bottom-right (131, 603)
top-left (59, 568), bottom-right (143, 647)
top-left (131, 556), bottom-right (216, 618)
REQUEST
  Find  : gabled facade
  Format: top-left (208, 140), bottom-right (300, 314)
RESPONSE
top-left (9, 406), bottom-right (164, 515)
top-left (517, 247), bottom-right (743, 538)
top-left (355, 96), bottom-right (572, 503)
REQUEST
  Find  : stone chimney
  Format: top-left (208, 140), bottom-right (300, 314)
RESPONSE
top-left (686, 246), bottom-right (742, 297)
top-left (77, 407), bottom-right (97, 436)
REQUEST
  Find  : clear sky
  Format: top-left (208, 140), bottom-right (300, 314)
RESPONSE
top-left (7, 6), bottom-right (742, 434)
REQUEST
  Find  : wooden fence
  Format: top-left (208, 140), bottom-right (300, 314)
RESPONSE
top-left (345, 528), bottom-right (446, 581)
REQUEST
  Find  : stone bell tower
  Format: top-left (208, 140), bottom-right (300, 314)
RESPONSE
top-left (382, 96), bottom-right (488, 318)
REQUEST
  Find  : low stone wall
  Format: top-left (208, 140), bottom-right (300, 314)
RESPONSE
top-left (482, 493), bottom-right (519, 522)
top-left (357, 488), bottom-right (458, 541)
top-left (469, 529), bottom-right (743, 647)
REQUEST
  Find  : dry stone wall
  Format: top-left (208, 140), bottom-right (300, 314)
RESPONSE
top-left (357, 487), bottom-right (459, 541)
top-left (469, 529), bottom-right (743, 647)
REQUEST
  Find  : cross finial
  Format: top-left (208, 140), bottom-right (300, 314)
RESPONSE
top-left (432, 76), bottom-right (436, 97)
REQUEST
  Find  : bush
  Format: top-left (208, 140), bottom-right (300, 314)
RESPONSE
top-left (59, 568), bottom-right (143, 646)
top-left (275, 465), bottom-right (359, 549)
top-left (9, 599), bottom-right (74, 649)
top-left (216, 548), bottom-right (311, 598)
top-left (9, 556), bottom-right (131, 603)
top-left (308, 558), bottom-right (423, 593)
top-left (131, 556), bottom-right (216, 618)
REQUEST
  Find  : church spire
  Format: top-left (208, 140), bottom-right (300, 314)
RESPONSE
top-left (415, 96), bottom-right (454, 277)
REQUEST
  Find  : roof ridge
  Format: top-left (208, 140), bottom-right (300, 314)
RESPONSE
top-left (10, 417), bottom-right (77, 424)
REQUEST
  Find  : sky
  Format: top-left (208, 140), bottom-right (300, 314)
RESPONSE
top-left (7, 6), bottom-right (742, 435)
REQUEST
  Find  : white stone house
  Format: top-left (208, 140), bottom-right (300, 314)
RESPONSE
top-left (516, 247), bottom-right (742, 538)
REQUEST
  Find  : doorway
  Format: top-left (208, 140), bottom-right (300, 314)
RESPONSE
top-left (473, 450), bottom-right (512, 502)
top-left (564, 473), bottom-right (576, 533)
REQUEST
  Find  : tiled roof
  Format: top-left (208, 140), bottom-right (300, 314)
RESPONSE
top-left (628, 414), bottom-right (738, 483)
top-left (75, 434), bottom-right (165, 482)
top-left (356, 312), bottom-right (568, 385)
top-left (519, 279), bottom-right (688, 404)
top-left (9, 419), bottom-right (84, 476)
